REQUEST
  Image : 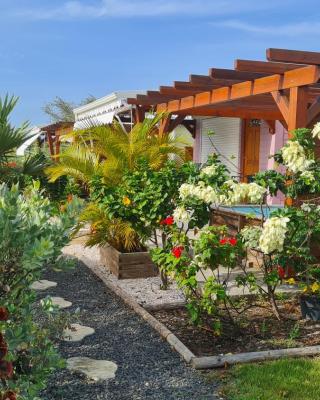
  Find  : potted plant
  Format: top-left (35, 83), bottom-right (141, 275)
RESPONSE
top-left (78, 202), bottom-right (158, 279)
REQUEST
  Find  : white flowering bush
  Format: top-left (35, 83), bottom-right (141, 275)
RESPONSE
top-left (151, 124), bottom-right (320, 329)
top-left (258, 216), bottom-right (289, 254)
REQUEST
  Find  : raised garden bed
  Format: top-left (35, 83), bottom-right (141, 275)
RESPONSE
top-left (100, 244), bottom-right (158, 279)
top-left (151, 296), bottom-right (320, 362)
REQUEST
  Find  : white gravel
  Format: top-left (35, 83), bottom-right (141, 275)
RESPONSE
top-left (63, 240), bottom-right (185, 310)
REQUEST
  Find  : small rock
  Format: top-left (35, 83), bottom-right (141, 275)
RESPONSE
top-left (67, 357), bottom-right (118, 382)
top-left (50, 297), bottom-right (72, 309)
top-left (31, 280), bottom-right (57, 291)
top-left (63, 323), bottom-right (95, 342)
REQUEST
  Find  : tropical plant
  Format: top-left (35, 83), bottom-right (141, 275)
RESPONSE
top-left (0, 182), bottom-right (82, 399)
top-left (46, 113), bottom-right (191, 187)
top-left (0, 95), bottom-right (32, 165)
top-left (78, 202), bottom-right (143, 252)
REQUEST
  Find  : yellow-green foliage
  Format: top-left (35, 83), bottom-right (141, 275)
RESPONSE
top-left (46, 113), bottom-right (191, 187)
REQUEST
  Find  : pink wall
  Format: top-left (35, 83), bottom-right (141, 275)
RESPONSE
top-left (259, 121), bottom-right (288, 205)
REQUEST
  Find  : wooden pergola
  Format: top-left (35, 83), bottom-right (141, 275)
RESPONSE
top-left (127, 48), bottom-right (320, 136)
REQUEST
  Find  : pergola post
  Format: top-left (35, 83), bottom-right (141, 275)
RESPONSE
top-left (288, 86), bottom-right (308, 135)
top-left (134, 105), bottom-right (146, 123)
top-left (159, 115), bottom-right (172, 136)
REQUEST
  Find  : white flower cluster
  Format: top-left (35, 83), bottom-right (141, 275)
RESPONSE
top-left (225, 181), bottom-right (267, 205)
top-left (200, 164), bottom-right (217, 177)
top-left (240, 225), bottom-right (262, 249)
top-left (173, 206), bottom-right (192, 224)
top-left (312, 122), bottom-right (320, 140)
top-left (300, 170), bottom-right (315, 182)
top-left (281, 140), bottom-right (314, 174)
top-left (179, 180), bottom-right (266, 206)
top-left (259, 216), bottom-right (289, 254)
top-left (179, 182), bottom-right (221, 205)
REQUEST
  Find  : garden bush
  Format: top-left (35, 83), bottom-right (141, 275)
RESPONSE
top-left (151, 125), bottom-right (320, 333)
top-left (0, 182), bottom-right (82, 399)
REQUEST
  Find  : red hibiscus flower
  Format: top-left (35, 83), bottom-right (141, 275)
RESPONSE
top-left (219, 238), bottom-right (228, 245)
top-left (277, 266), bottom-right (286, 279)
top-left (0, 360), bottom-right (13, 379)
top-left (160, 216), bottom-right (174, 226)
top-left (2, 391), bottom-right (17, 400)
top-left (0, 308), bottom-right (8, 321)
top-left (229, 238), bottom-right (237, 246)
top-left (172, 246), bottom-right (184, 258)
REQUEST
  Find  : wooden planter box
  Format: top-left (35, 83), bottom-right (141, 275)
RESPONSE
top-left (100, 245), bottom-right (158, 279)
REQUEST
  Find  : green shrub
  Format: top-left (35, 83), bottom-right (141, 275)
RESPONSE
top-left (0, 182), bottom-right (82, 399)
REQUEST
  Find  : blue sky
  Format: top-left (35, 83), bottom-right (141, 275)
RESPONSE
top-left (1, 0), bottom-right (320, 126)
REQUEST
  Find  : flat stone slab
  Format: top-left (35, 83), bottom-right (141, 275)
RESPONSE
top-left (66, 357), bottom-right (118, 382)
top-left (31, 280), bottom-right (57, 291)
top-left (63, 323), bottom-right (95, 342)
top-left (50, 296), bottom-right (72, 309)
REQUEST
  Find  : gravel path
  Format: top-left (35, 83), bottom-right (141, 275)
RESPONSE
top-left (41, 262), bottom-right (220, 400)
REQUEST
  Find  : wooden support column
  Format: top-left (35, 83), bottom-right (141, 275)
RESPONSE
top-left (288, 86), bottom-right (308, 135)
top-left (134, 105), bottom-right (146, 123)
top-left (307, 96), bottom-right (320, 127)
top-left (46, 131), bottom-right (55, 158)
top-left (159, 114), bottom-right (172, 136)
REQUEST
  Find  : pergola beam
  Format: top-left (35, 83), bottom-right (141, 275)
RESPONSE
top-left (267, 48), bottom-right (320, 65)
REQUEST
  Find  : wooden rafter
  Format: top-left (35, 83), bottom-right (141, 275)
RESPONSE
top-left (209, 68), bottom-right (268, 80)
top-left (235, 59), bottom-right (306, 74)
top-left (267, 48), bottom-right (320, 65)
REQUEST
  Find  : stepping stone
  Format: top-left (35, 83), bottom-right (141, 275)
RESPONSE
top-left (31, 280), bottom-right (57, 291)
top-left (49, 297), bottom-right (72, 309)
top-left (63, 323), bottom-right (95, 342)
top-left (66, 357), bottom-right (118, 382)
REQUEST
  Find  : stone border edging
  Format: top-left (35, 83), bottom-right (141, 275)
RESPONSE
top-left (78, 254), bottom-right (195, 364)
top-left (65, 246), bottom-right (320, 370)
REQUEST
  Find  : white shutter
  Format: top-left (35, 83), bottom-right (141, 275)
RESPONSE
top-left (200, 117), bottom-right (241, 176)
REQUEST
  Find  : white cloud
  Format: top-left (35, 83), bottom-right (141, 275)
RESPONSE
top-left (215, 20), bottom-right (320, 36)
top-left (13, 0), bottom-right (281, 20)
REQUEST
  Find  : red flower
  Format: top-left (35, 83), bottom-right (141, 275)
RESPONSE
top-left (2, 391), bottom-right (17, 400)
top-left (0, 360), bottom-right (13, 379)
top-left (277, 266), bottom-right (286, 279)
top-left (0, 308), bottom-right (8, 321)
top-left (228, 238), bottom-right (237, 246)
top-left (160, 216), bottom-right (174, 226)
top-left (172, 246), bottom-right (184, 258)
top-left (219, 238), bottom-right (228, 245)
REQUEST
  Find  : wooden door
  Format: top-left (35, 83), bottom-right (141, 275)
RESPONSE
top-left (243, 120), bottom-right (260, 182)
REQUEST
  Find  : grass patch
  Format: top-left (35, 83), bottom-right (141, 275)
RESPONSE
top-left (220, 357), bottom-right (320, 400)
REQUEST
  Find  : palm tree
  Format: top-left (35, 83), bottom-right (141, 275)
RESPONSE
top-left (0, 95), bottom-right (51, 185)
top-left (0, 95), bottom-right (33, 164)
top-left (46, 113), bottom-right (191, 187)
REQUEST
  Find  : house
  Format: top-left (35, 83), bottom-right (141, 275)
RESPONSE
top-left (73, 90), bottom-right (196, 160)
top-left (73, 91), bottom-right (146, 130)
top-left (126, 48), bottom-right (320, 205)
